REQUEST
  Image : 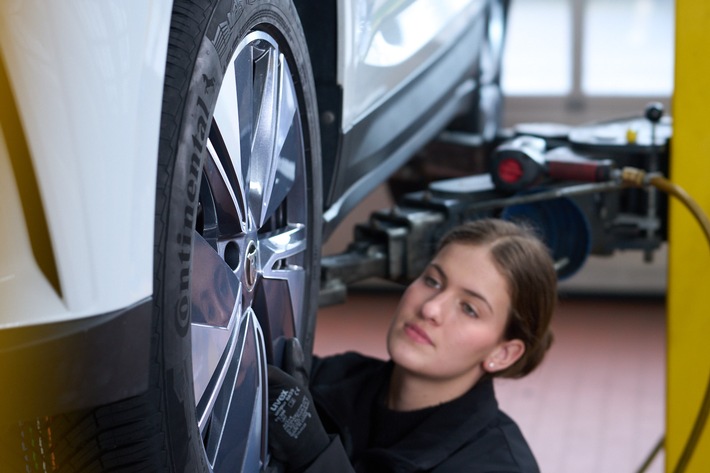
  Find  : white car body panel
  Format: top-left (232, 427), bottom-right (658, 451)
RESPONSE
top-left (0, 0), bottom-right (172, 327)
top-left (0, 133), bottom-right (67, 328)
top-left (1, 0), bottom-right (487, 328)
top-left (338, 0), bottom-right (486, 132)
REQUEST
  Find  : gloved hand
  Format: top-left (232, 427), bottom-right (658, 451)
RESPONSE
top-left (268, 362), bottom-right (329, 471)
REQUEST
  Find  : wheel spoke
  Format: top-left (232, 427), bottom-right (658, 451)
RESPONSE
top-left (259, 225), bottom-right (306, 333)
top-left (211, 48), bottom-right (253, 232)
top-left (204, 140), bottom-right (245, 236)
top-left (191, 232), bottom-right (241, 407)
top-left (262, 58), bottom-right (301, 226)
top-left (247, 41), bottom-right (281, 227)
top-left (202, 310), bottom-right (265, 473)
top-left (235, 41), bottom-right (256, 191)
top-left (248, 43), bottom-right (279, 228)
top-left (254, 276), bottom-right (299, 346)
top-left (260, 224), bottom-right (306, 274)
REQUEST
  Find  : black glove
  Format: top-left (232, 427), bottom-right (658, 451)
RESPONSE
top-left (268, 365), bottom-right (329, 471)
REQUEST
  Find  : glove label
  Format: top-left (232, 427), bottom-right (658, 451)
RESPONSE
top-left (270, 387), bottom-right (313, 439)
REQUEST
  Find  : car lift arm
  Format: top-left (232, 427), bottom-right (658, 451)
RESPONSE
top-left (319, 172), bottom-right (628, 307)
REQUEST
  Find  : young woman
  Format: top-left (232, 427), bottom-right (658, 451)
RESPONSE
top-left (267, 218), bottom-right (557, 473)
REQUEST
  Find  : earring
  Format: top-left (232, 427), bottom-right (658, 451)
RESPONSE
top-left (488, 361), bottom-right (495, 369)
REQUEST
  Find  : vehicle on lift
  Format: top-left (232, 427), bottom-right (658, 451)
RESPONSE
top-left (0, 0), bottom-right (508, 471)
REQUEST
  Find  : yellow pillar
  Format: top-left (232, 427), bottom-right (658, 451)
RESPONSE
top-left (667, 1), bottom-right (710, 471)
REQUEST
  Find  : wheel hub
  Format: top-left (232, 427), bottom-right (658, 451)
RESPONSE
top-left (244, 240), bottom-right (258, 291)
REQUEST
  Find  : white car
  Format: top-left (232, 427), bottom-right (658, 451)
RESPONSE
top-left (0, 0), bottom-right (507, 471)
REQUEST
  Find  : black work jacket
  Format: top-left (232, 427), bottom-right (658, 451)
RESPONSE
top-left (303, 352), bottom-right (539, 473)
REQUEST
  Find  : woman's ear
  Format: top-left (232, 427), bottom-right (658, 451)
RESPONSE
top-left (483, 339), bottom-right (525, 373)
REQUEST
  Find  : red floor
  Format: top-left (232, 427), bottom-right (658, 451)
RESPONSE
top-left (314, 289), bottom-right (666, 473)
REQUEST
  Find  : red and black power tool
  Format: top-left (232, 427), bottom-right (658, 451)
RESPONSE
top-left (488, 135), bottom-right (615, 193)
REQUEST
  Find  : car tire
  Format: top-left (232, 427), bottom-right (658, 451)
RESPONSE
top-left (154, 0), bottom-right (322, 470)
top-left (1, 0), bottom-right (322, 471)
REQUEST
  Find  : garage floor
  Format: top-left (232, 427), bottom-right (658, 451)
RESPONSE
top-left (314, 288), bottom-right (666, 473)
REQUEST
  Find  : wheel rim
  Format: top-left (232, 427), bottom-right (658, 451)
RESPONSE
top-left (190, 30), bottom-right (309, 471)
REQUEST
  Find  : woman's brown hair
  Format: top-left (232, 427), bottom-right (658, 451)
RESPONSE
top-left (437, 219), bottom-right (558, 378)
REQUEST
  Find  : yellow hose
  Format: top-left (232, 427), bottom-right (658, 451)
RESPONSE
top-left (648, 175), bottom-right (710, 250)
top-left (620, 167), bottom-right (710, 473)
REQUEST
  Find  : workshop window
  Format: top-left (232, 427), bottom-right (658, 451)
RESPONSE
top-left (502, 0), bottom-right (674, 99)
top-left (503, 0), bottom-right (573, 95)
top-left (583, 0), bottom-right (674, 95)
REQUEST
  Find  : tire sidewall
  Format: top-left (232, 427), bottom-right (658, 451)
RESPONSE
top-left (156, 0), bottom-right (322, 470)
